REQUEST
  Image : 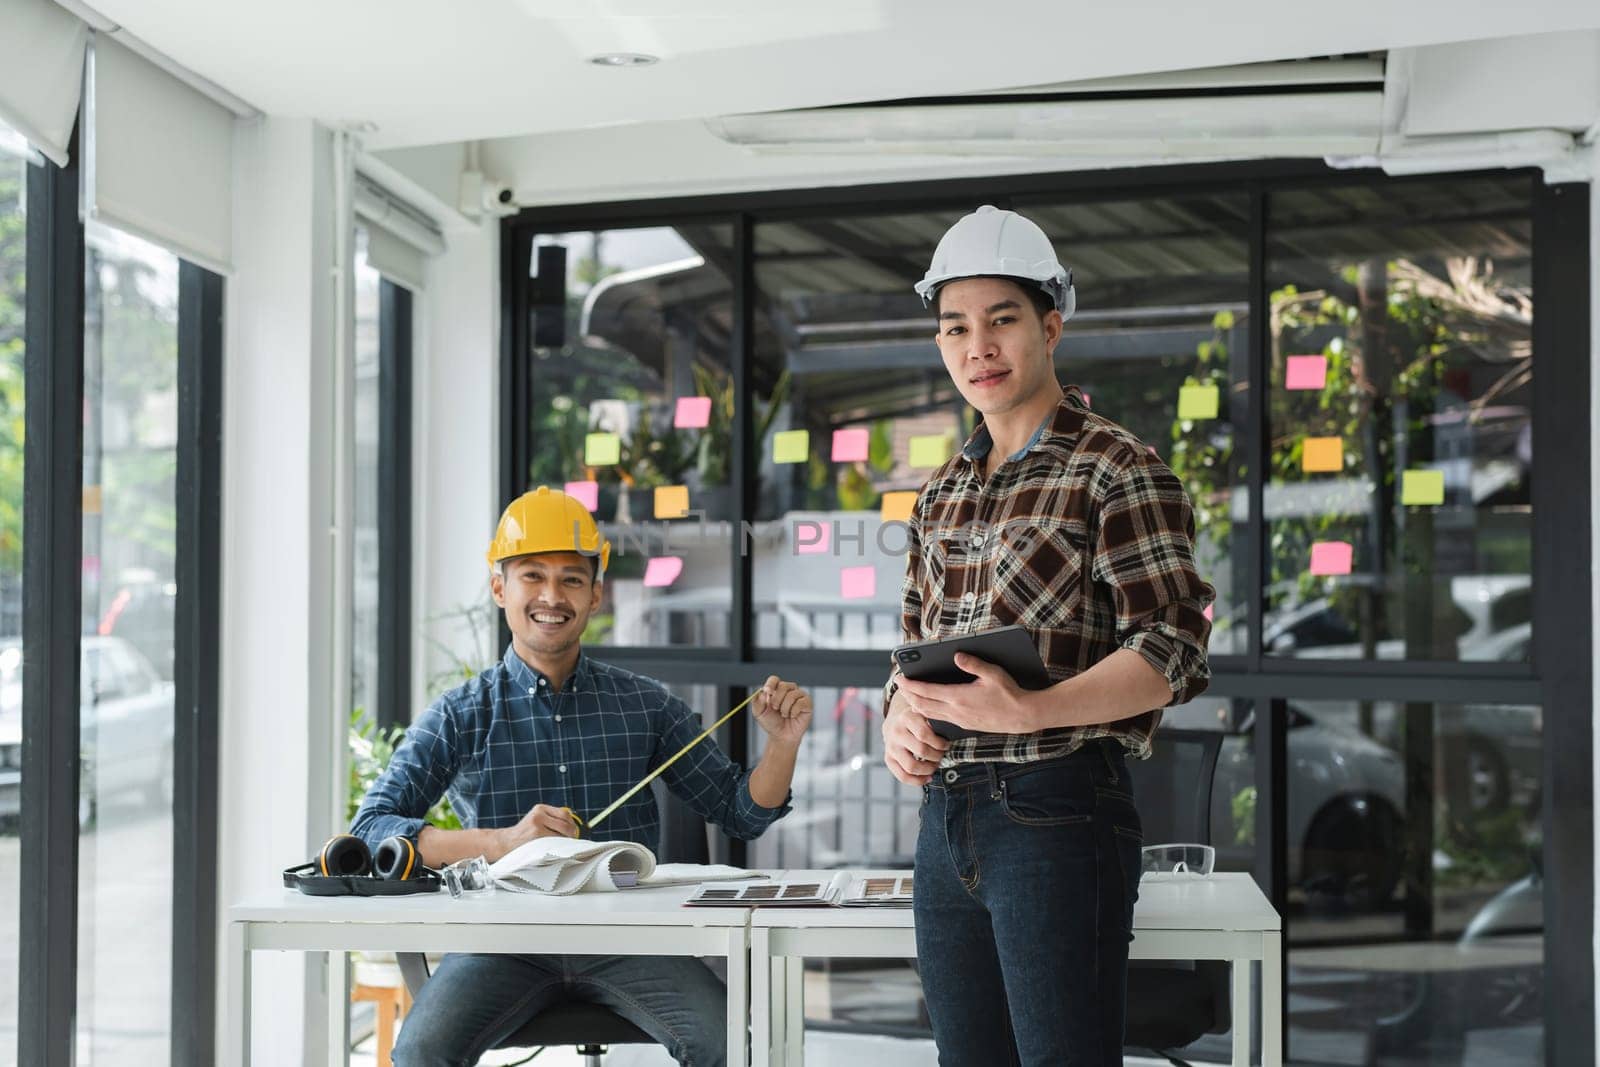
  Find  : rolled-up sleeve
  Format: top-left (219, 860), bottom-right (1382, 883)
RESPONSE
top-left (349, 699), bottom-right (462, 853)
top-left (657, 694), bottom-right (791, 841)
top-left (1090, 451), bottom-right (1214, 705)
top-left (883, 497), bottom-right (926, 717)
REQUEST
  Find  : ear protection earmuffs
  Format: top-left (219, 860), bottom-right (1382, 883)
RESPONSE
top-left (282, 834), bottom-right (443, 896)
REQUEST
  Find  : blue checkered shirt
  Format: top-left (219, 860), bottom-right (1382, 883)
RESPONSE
top-left (351, 646), bottom-right (791, 854)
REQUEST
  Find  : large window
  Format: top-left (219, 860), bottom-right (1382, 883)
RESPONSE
top-left (78, 220), bottom-right (180, 1063)
top-left (0, 134), bottom-right (26, 1063)
top-left (512, 169), bottom-right (1575, 1066)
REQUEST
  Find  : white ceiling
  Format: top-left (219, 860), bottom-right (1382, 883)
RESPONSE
top-left (80, 0), bottom-right (1600, 150)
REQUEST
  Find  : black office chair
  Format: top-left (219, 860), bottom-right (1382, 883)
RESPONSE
top-left (1121, 728), bottom-right (1234, 1066)
top-left (396, 782), bottom-right (712, 1066)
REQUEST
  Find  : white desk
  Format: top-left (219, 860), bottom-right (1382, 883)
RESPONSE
top-left (749, 870), bottom-right (1282, 1067)
top-left (227, 887), bottom-right (753, 1067)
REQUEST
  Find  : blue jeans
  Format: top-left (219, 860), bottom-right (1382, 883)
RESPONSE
top-left (393, 953), bottom-right (728, 1067)
top-left (914, 741), bottom-right (1143, 1066)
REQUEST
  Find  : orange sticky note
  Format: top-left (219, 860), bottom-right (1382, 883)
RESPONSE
top-left (654, 485), bottom-right (690, 519)
top-left (1302, 436), bottom-right (1343, 473)
top-left (880, 491), bottom-right (917, 523)
top-left (1309, 541), bottom-right (1353, 576)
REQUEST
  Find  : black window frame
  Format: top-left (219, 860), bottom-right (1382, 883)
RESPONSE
top-left (375, 279), bottom-right (414, 733)
top-left (501, 160), bottom-right (1591, 1066)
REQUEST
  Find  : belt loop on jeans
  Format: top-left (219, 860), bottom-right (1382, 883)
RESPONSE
top-left (984, 761), bottom-right (1002, 801)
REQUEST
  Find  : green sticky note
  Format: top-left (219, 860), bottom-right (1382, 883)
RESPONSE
top-left (1401, 469), bottom-right (1445, 506)
top-left (1177, 384), bottom-right (1220, 420)
top-left (584, 432), bottom-right (621, 466)
top-left (773, 429), bottom-right (810, 465)
top-left (908, 435), bottom-right (951, 469)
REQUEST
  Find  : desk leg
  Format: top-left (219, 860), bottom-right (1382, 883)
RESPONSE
top-left (729, 926), bottom-right (752, 1067)
top-left (749, 928), bottom-right (770, 1067)
top-left (328, 951), bottom-right (350, 1067)
top-left (226, 923), bottom-right (251, 1067)
top-left (784, 956), bottom-right (802, 1064)
top-left (1262, 932), bottom-right (1283, 1067)
top-left (1231, 957), bottom-right (1251, 1067)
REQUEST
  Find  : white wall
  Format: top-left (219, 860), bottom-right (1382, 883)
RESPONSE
top-left (220, 115), bottom-right (340, 1065)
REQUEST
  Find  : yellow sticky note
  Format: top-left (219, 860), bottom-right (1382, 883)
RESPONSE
top-left (1177, 384), bottom-right (1220, 420)
top-left (1302, 436), bottom-right (1343, 473)
top-left (654, 485), bottom-right (690, 519)
top-left (880, 491), bottom-right (917, 523)
top-left (908, 435), bottom-right (951, 469)
top-left (585, 432), bottom-right (621, 466)
top-left (1401, 469), bottom-right (1444, 506)
top-left (773, 429), bottom-right (809, 465)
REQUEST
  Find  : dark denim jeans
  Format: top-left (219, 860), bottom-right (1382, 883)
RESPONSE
top-left (392, 953), bottom-right (728, 1067)
top-left (914, 740), bottom-right (1143, 1066)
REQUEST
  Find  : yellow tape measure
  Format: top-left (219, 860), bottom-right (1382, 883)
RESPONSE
top-left (564, 690), bottom-right (762, 836)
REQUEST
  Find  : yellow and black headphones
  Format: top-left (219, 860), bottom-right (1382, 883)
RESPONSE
top-left (282, 834), bottom-right (443, 896)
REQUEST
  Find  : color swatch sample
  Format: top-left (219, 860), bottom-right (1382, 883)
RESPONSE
top-left (674, 396), bottom-right (712, 429)
top-left (1401, 469), bottom-right (1445, 506)
top-left (584, 432), bottom-right (621, 466)
top-left (564, 480), bottom-right (599, 512)
top-left (840, 565), bottom-right (877, 600)
top-left (831, 428), bottom-right (870, 463)
top-left (908, 435), bottom-right (951, 468)
top-left (1285, 355), bottom-right (1328, 391)
top-left (1309, 541), bottom-right (1354, 577)
top-left (1177, 384), bottom-right (1219, 420)
top-left (643, 556), bottom-right (684, 588)
top-left (880, 491), bottom-right (917, 523)
top-left (773, 429), bottom-right (810, 465)
top-left (654, 485), bottom-right (690, 519)
top-left (1301, 436), bottom-right (1343, 473)
top-left (795, 522), bottom-right (831, 555)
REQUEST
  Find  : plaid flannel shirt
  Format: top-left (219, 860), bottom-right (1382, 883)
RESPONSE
top-left (351, 646), bottom-right (790, 854)
top-left (885, 387), bottom-right (1213, 765)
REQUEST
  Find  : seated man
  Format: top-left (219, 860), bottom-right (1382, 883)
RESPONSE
top-left (352, 486), bottom-right (811, 1067)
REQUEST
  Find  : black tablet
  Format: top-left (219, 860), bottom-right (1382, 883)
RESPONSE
top-left (892, 625), bottom-right (1053, 739)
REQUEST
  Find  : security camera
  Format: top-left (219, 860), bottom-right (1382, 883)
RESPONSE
top-left (458, 169), bottom-right (519, 219)
top-left (481, 180), bottom-right (518, 218)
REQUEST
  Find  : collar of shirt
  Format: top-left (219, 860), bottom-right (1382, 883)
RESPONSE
top-left (500, 643), bottom-right (593, 696)
top-left (960, 386), bottom-right (1090, 465)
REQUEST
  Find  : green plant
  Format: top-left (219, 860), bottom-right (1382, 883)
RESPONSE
top-left (347, 706), bottom-right (462, 830)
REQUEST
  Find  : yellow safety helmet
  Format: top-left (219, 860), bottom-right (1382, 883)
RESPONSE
top-left (486, 486), bottom-right (611, 577)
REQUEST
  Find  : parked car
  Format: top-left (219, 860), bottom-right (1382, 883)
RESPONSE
top-left (0, 635), bottom-right (175, 830)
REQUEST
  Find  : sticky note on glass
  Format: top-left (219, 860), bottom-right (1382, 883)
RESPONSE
top-left (565, 480), bottom-right (599, 512)
top-left (1401, 469), bottom-right (1445, 506)
top-left (840, 565), bottom-right (876, 600)
top-left (831, 428), bottom-right (870, 463)
top-left (1203, 602), bottom-right (1214, 622)
top-left (674, 396), bottom-right (712, 429)
top-left (1309, 541), bottom-right (1353, 577)
top-left (1285, 355), bottom-right (1328, 391)
top-left (1177, 384), bottom-right (1219, 420)
top-left (773, 430), bottom-right (809, 464)
top-left (795, 522), bottom-right (831, 555)
top-left (880, 491), bottom-right (917, 523)
top-left (585, 432), bottom-right (621, 466)
top-left (909, 435), bottom-right (951, 468)
top-left (643, 556), bottom-right (683, 588)
top-left (1301, 436), bottom-right (1343, 473)
top-left (654, 485), bottom-right (690, 519)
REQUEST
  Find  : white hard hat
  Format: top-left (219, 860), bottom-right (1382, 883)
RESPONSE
top-left (914, 205), bottom-right (1075, 320)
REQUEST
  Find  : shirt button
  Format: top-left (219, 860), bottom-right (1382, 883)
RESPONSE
top-left (538, 678), bottom-right (546, 686)
top-left (558, 765), bottom-right (567, 773)
top-left (554, 715), bottom-right (563, 723)
top-left (528, 687), bottom-right (536, 695)
top-left (944, 769), bottom-right (958, 784)
top-left (962, 591), bottom-right (975, 604)
top-left (972, 534), bottom-right (985, 547)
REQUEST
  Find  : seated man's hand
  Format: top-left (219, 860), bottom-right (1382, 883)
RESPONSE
top-left (753, 676), bottom-right (812, 748)
top-left (496, 803), bottom-right (581, 857)
top-left (883, 683), bottom-right (947, 787)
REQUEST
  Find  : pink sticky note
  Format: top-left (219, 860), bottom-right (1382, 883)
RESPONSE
top-left (1309, 541), bottom-right (1353, 577)
top-left (564, 480), bottom-right (599, 512)
top-left (831, 428), bottom-right (870, 463)
top-left (796, 522), bottom-right (831, 555)
top-left (1203, 603), bottom-right (1214, 622)
top-left (1082, 391), bottom-right (1091, 409)
top-left (674, 396), bottom-right (712, 429)
top-left (1286, 355), bottom-right (1328, 391)
top-left (643, 556), bottom-right (684, 588)
top-left (840, 566), bottom-right (876, 600)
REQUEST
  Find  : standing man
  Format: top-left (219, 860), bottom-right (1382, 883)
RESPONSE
top-left (882, 206), bottom-right (1213, 1066)
top-left (353, 486), bottom-right (812, 1067)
